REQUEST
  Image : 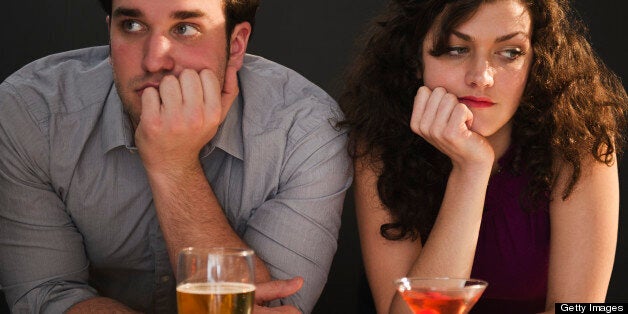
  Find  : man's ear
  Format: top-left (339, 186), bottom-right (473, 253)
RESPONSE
top-left (227, 22), bottom-right (252, 71)
top-left (106, 16), bottom-right (113, 65)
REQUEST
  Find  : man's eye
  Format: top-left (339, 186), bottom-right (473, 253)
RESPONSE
top-left (173, 24), bottom-right (200, 37)
top-left (446, 46), bottom-right (469, 56)
top-left (122, 20), bottom-right (145, 33)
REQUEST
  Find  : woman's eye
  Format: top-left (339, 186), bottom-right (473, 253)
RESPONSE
top-left (122, 20), bottom-right (145, 33)
top-left (174, 24), bottom-right (200, 37)
top-left (447, 46), bottom-right (469, 56)
top-left (499, 49), bottom-right (525, 60)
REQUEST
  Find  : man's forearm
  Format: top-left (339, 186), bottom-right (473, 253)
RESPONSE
top-left (67, 297), bottom-right (139, 313)
top-left (145, 163), bottom-right (272, 283)
top-left (133, 68), bottom-right (272, 284)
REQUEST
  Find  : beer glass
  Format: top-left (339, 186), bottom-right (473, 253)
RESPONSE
top-left (177, 247), bottom-right (256, 314)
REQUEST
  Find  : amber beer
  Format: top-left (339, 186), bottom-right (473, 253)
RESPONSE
top-left (177, 282), bottom-right (255, 314)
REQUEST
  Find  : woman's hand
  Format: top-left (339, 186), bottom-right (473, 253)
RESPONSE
top-left (410, 86), bottom-right (494, 170)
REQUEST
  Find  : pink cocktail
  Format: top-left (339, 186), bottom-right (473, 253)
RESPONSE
top-left (395, 278), bottom-right (487, 314)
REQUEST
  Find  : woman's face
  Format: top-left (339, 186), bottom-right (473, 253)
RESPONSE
top-left (421, 0), bottom-right (533, 140)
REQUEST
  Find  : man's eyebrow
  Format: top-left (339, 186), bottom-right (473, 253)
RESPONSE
top-left (171, 10), bottom-right (206, 20)
top-left (112, 7), bottom-right (143, 18)
top-left (451, 30), bottom-right (529, 42)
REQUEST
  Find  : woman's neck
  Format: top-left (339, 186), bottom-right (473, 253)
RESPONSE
top-left (487, 121), bottom-right (513, 172)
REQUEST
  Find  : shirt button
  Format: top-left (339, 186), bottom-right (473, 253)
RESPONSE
top-left (161, 275), bottom-right (170, 283)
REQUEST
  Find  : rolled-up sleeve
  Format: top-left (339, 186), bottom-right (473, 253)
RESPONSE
top-left (243, 121), bottom-right (352, 313)
top-left (0, 82), bottom-right (97, 313)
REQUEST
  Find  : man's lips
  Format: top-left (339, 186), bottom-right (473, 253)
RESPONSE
top-left (458, 96), bottom-right (495, 108)
top-left (135, 83), bottom-right (160, 96)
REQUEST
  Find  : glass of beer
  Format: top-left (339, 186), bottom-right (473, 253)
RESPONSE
top-left (176, 247), bottom-right (256, 314)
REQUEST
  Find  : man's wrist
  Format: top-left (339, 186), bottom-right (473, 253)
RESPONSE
top-left (143, 158), bottom-right (204, 184)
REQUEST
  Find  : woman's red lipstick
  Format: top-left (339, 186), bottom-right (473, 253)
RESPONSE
top-left (458, 96), bottom-right (495, 108)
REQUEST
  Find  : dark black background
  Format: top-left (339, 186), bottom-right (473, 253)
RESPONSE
top-left (1, 1), bottom-right (626, 313)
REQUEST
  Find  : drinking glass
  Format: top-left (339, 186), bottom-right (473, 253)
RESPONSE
top-left (395, 277), bottom-right (488, 314)
top-left (176, 247), bottom-right (256, 314)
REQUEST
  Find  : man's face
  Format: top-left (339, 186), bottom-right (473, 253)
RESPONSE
top-left (109, 0), bottom-right (229, 126)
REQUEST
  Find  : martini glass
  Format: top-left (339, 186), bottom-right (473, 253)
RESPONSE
top-left (395, 277), bottom-right (487, 314)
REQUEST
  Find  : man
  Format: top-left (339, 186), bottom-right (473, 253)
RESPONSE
top-left (0, 0), bottom-right (351, 312)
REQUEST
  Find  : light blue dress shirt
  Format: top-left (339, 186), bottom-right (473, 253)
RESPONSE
top-left (0, 46), bottom-right (352, 313)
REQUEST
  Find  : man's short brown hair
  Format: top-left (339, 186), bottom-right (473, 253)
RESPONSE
top-left (97, 0), bottom-right (259, 36)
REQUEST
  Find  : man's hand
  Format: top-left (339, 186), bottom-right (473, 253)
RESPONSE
top-left (254, 277), bottom-right (304, 313)
top-left (135, 66), bottom-right (238, 173)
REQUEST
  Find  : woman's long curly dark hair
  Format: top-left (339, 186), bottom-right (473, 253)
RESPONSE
top-left (339, 0), bottom-right (628, 243)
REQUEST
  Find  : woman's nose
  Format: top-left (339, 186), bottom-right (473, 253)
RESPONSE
top-left (465, 58), bottom-right (495, 88)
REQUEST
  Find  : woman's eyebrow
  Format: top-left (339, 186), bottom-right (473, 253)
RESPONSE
top-left (451, 30), bottom-right (529, 43)
top-left (452, 30), bottom-right (472, 41)
top-left (495, 31), bottom-right (529, 43)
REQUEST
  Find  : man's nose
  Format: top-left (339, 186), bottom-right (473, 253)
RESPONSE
top-left (142, 34), bottom-right (175, 74)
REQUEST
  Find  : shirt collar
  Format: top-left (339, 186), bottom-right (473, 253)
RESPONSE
top-left (101, 84), bottom-right (135, 153)
top-left (204, 90), bottom-right (244, 160)
top-left (101, 79), bottom-right (244, 160)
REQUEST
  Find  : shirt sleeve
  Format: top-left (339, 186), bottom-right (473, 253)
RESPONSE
top-left (0, 82), bottom-right (97, 313)
top-left (242, 120), bottom-right (353, 313)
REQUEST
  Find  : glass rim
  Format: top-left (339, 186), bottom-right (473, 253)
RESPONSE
top-left (394, 277), bottom-right (488, 288)
top-left (178, 247), bottom-right (255, 257)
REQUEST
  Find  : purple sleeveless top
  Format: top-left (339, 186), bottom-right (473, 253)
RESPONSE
top-left (470, 147), bottom-right (550, 313)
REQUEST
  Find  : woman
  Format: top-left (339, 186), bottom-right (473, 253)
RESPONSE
top-left (340, 0), bottom-right (628, 313)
